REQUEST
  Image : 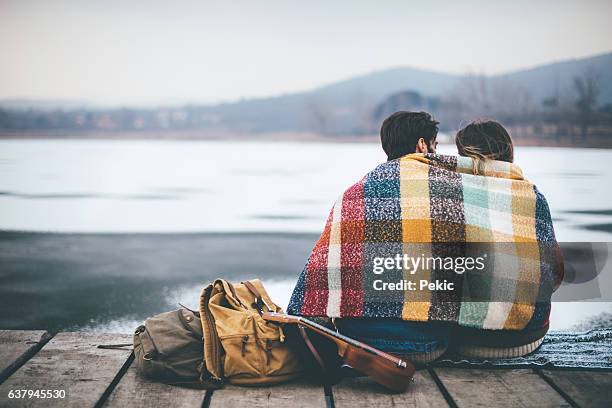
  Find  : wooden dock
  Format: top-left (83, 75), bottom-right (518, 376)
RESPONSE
top-left (0, 330), bottom-right (611, 407)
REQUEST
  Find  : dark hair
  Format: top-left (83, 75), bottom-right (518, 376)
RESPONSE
top-left (380, 111), bottom-right (439, 160)
top-left (455, 120), bottom-right (514, 168)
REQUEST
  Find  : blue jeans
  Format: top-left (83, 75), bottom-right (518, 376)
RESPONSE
top-left (335, 318), bottom-right (450, 354)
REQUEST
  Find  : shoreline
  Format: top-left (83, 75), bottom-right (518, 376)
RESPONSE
top-left (2, 130), bottom-right (611, 148)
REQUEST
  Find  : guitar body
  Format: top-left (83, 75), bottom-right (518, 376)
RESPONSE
top-left (262, 312), bottom-right (416, 393)
top-left (339, 343), bottom-right (414, 393)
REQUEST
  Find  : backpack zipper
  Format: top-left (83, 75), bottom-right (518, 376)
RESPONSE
top-left (264, 339), bottom-right (273, 364)
top-left (241, 335), bottom-right (249, 356)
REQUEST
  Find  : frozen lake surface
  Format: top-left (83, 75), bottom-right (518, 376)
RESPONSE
top-left (1, 140), bottom-right (612, 241)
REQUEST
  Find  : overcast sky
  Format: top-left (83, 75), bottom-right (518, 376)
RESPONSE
top-left (1, 0), bottom-right (611, 106)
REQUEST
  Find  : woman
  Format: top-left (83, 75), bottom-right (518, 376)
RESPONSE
top-left (451, 119), bottom-right (557, 359)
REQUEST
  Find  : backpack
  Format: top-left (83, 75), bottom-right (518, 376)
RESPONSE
top-left (200, 279), bottom-right (303, 385)
top-left (133, 279), bottom-right (303, 387)
top-left (132, 307), bottom-right (219, 388)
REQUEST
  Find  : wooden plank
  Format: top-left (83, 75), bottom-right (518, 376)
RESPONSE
top-left (0, 332), bottom-right (132, 407)
top-left (540, 370), bottom-right (612, 408)
top-left (433, 368), bottom-right (566, 408)
top-left (0, 330), bottom-right (51, 381)
top-left (209, 379), bottom-right (326, 407)
top-left (332, 371), bottom-right (449, 408)
top-left (104, 362), bottom-right (207, 408)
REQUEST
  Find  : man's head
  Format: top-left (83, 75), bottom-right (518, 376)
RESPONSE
top-left (380, 111), bottom-right (439, 161)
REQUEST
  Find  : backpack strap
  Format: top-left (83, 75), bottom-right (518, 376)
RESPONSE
top-left (220, 280), bottom-right (249, 310)
top-left (199, 284), bottom-right (225, 382)
top-left (97, 343), bottom-right (133, 350)
top-left (298, 326), bottom-right (327, 370)
top-left (242, 280), bottom-right (273, 314)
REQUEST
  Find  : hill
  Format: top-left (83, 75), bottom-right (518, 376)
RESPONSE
top-left (203, 52), bottom-right (612, 133)
top-left (1, 52), bottom-right (611, 136)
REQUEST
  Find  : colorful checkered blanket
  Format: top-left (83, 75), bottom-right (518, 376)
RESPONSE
top-left (287, 153), bottom-right (563, 330)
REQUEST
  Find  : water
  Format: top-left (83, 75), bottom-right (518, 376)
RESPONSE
top-left (0, 139), bottom-right (611, 332)
top-left (2, 140), bottom-right (611, 240)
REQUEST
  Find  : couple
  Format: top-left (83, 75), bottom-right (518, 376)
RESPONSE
top-left (287, 111), bottom-right (563, 363)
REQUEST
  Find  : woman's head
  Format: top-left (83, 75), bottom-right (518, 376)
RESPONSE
top-left (455, 120), bottom-right (514, 163)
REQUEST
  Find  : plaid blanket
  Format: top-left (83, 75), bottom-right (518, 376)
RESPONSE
top-left (287, 153), bottom-right (563, 330)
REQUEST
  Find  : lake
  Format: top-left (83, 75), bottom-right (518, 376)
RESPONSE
top-left (0, 139), bottom-right (611, 332)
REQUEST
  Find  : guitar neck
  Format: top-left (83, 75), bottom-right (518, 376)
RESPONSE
top-left (265, 312), bottom-right (405, 367)
top-left (297, 318), bottom-right (361, 347)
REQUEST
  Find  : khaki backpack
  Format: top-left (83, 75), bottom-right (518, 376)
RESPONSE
top-left (132, 308), bottom-right (218, 388)
top-left (200, 279), bottom-right (303, 385)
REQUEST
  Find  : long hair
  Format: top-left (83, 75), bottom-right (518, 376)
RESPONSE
top-left (455, 120), bottom-right (514, 174)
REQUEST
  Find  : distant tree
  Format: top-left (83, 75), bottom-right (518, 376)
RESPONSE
top-left (489, 79), bottom-right (533, 121)
top-left (305, 96), bottom-right (331, 135)
top-left (573, 68), bottom-right (601, 138)
top-left (541, 74), bottom-right (561, 110)
top-left (349, 89), bottom-right (373, 134)
top-left (444, 74), bottom-right (491, 120)
top-left (372, 91), bottom-right (425, 122)
top-left (0, 109), bottom-right (12, 129)
top-left (541, 96), bottom-right (558, 108)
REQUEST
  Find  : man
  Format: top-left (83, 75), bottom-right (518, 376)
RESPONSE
top-left (289, 110), bottom-right (451, 365)
top-left (380, 111), bottom-right (439, 160)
